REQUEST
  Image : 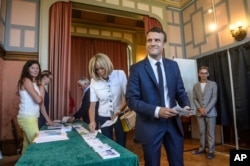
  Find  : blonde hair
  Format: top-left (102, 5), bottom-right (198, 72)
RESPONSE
top-left (89, 53), bottom-right (113, 80)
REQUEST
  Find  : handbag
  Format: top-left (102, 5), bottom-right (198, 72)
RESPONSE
top-left (120, 109), bottom-right (136, 132)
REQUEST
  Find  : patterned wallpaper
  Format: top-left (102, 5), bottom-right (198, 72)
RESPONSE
top-left (167, 0), bottom-right (250, 59)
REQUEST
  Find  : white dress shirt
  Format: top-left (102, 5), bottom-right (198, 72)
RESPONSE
top-left (90, 70), bottom-right (127, 117)
top-left (148, 55), bottom-right (170, 118)
top-left (200, 83), bottom-right (206, 93)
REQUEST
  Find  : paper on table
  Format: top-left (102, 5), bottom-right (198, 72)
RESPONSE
top-left (172, 106), bottom-right (194, 116)
top-left (81, 130), bottom-right (98, 141)
top-left (96, 149), bottom-right (120, 159)
top-left (62, 116), bottom-right (72, 123)
top-left (84, 137), bottom-right (102, 147)
top-left (100, 116), bottom-right (118, 128)
top-left (53, 120), bottom-right (61, 123)
top-left (33, 129), bottom-right (69, 143)
top-left (92, 143), bottom-right (111, 152)
top-left (47, 123), bottom-right (63, 129)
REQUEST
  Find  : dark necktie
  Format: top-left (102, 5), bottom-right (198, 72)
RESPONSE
top-left (156, 62), bottom-right (165, 106)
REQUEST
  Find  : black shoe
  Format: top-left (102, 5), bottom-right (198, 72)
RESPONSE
top-left (207, 153), bottom-right (214, 159)
top-left (192, 150), bottom-right (206, 155)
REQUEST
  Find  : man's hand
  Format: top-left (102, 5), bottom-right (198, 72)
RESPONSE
top-left (158, 107), bottom-right (178, 118)
top-left (198, 108), bottom-right (207, 115)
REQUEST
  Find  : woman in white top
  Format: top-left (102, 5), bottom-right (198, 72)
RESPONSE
top-left (17, 60), bottom-right (53, 153)
top-left (88, 53), bottom-right (127, 147)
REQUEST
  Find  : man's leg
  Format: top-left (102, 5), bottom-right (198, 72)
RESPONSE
top-left (163, 119), bottom-right (184, 166)
top-left (206, 117), bottom-right (216, 153)
top-left (197, 117), bottom-right (206, 151)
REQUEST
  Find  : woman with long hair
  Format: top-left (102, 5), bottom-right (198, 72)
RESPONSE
top-left (16, 60), bottom-right (52, 153)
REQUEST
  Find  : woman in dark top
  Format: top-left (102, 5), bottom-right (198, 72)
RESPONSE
top-left (38, 70), bottom-right (53, 129)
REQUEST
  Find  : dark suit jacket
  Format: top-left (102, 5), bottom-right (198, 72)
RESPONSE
top-left (73, 88), bottom-right (99, 125)
top-left (38, 89), bottom-right (49, 129)
top-left (125, 57), bottom-right (190, 144)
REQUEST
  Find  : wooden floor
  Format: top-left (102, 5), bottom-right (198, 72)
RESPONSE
top-left (0, 131), bottom-right (231, 166)
top-left (126, 131), bottom-right (231, 166)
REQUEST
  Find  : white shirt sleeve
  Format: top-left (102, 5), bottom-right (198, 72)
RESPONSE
top-left (119, 70), bottom-right (127, 95)
top-left (90, 79), bottom-right (98, 102)
top-left (154, 107), bottom-right (160, 118)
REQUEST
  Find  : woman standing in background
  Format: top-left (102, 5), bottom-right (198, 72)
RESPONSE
top-left (38, 70), bottom-right (53, 129)
top-left (16, 60), bottom-right (52, 154)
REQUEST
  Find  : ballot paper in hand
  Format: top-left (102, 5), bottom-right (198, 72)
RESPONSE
top-left (100, 116), bottom-right (118, 128)
top-left (172, 106), bottom-right (194, 116)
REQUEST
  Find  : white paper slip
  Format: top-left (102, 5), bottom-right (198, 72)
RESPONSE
top-left (75, 126), bottom-right (90, 135)
top-left (100, 116), bottom-right (118, 128)
top-left (85, 138), bottom-right (102, 147)
top-left (33, 129), bottom-right (69, 143)
top-left (172, 106), bottom-right (194, 116)
top-left (33, 135), bottom-right (69, 143)
top-left (72, 124), bottom-right (83, 128)
top-left (61, 125), bottom-right (72, 132)
top-left (37, 129), bottom-right (63, 137)
top-left (62, 116), bottom-right (72, 123)
top-left (92, 143), bottom-right (111, 152)
top-left (82, 130), bottom-right (98, 141)
top-left (96, 149), bottom-right (120, 159)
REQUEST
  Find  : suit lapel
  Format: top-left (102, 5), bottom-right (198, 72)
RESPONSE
top-left (203, 80), bottom-right (210, 95)
top-left (143, 58), bottom-right (159, 87)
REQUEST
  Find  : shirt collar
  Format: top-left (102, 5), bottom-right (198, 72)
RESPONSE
top-left (84, 86), bottom-right (90, 93)
top-left (147, 55), bottom-right (163, 66)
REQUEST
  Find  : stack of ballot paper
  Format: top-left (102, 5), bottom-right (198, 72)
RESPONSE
top-left (47, 123), bottom-right (64, 129)
top-left (74, 125), bottom-right (120, 159)
top-left (172, 105), bottom-right (194, 116)
top-left (47, 123), bottom-right (72, 132)
top-left (33, 129), bottom-right (69, 143)
top-left (75, 126), bottom-right (90, 136)
top-left (85, 137), bottom-right (120, 159)
top-left (96, 148), bottom-right (120, 159)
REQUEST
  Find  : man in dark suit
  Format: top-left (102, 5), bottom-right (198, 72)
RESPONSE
top-left (71, 77), bottom-right (98, 128)
top-left (125, 27), bottom-right (191, 166)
